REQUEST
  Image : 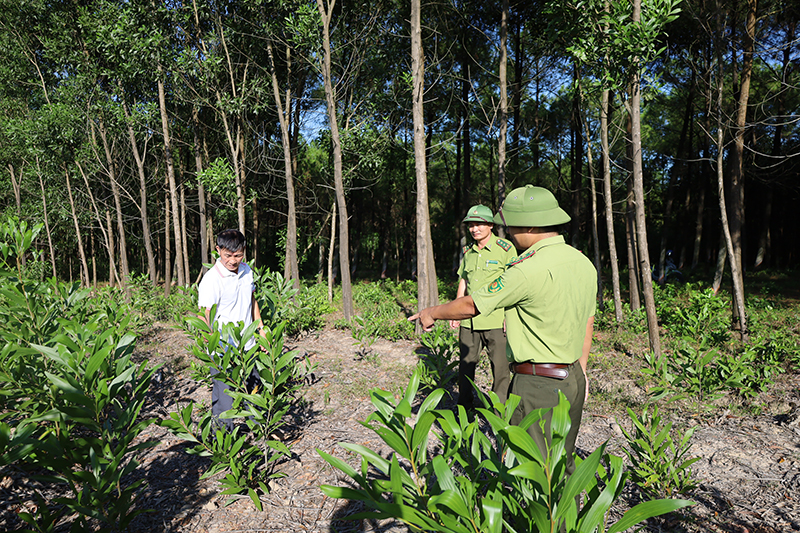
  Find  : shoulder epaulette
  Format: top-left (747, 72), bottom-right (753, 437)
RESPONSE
top-left (496, 238), bottom-right (512, 252)
top-left (508, 248), bottom-right (536, 267)
top-left (462, 244), bottom-right (471, 255)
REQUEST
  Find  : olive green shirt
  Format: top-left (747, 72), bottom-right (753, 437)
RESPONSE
top-left (457, 235), bottom-right (516, 330)
top-left (471, 235), bottom-right (596, 364)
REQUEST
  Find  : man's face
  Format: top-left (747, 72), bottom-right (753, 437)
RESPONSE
top-left (467, 222), bottom-right (493, 243)
top-left (217, 246), bottom-right (244, 272)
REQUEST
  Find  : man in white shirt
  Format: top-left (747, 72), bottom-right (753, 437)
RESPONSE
top-left (197, 229), bottom-right (265, 430)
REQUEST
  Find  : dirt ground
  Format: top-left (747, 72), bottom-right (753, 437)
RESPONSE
top-left (5, 323), bottom-right (799, 532)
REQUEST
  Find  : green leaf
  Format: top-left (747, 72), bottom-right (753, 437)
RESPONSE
top-left (606, 499), bottom-right (694, 533)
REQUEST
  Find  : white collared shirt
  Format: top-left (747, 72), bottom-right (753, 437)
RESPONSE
top-left (198, 259), bottom-right (255, 330)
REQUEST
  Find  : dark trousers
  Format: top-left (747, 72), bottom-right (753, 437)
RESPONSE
top-left (458, 327), bottom-right (510, 408)
top-left (211, 367), bottom-right (261, 431)
top-left (509, 361), bottom-right (586, 475)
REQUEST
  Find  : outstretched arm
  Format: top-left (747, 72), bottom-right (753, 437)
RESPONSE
top-left (449, 278), bottom-right (468, 329)
top-left (409, 295), bottom-right (479, 332)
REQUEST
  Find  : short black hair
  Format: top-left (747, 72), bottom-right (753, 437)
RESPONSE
top-left (216, 229), bottom-right (246, 252)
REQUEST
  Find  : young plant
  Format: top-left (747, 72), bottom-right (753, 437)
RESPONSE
top-left (620, 404), bottom-right (700, 500)
top-left (318, 370), bottom-right (693, 532)
top-left (161, 312), bottom-right (312, 510)
top-left (417, 323), bottom-right (459, 391)
top-left (0, 217), bottom-right (158, 532)
top-left (351, 314), bottom-right (378, 360)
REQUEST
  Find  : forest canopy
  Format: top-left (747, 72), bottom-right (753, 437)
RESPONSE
top-left (0, 0), bottom-right (798, 304)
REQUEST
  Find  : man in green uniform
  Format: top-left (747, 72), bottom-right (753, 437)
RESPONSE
top-left (452, 205), bottom-right (516, 409)
top-left (410, 185), bottom-right (596, 474)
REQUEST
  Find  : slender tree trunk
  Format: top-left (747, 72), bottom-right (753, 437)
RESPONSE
top-left (317, 0), bottom-right (353, 319)
top-left (180, 180), bottom-right (190, 284)
top-left (498, 0), bottom-right (509, 206)
top-left (570, 63), bottom-right (583, 245)
top-left (96, 118), bottom-right (130, 284)
top-left (601, 88), bottom-right (623, 322)
top-left (692, 178), bottom-right (706, 270)
top-left (105, 208), bottom-right (117, 286)
top-left (511, 15), bottom-right (522, 175)
top-left (192, 106), bottom-right (209, 273)
top-left (90, 229), bottom-right (97, 287)
top-left (266, 39), bottom-right (300, 289)
top-left (120, 84), bottom-right (157, 283)
top-left (580, 95), bottom-right (603, 312)
top-left (76, 161), bottom-right (118, 287)
top-left (461, 49), bottom-right (472, 209)
top-left (630, 0), bottom-right (660, 357)
top-left (715, 3), bottom-right (748, 339)
top-left (625, 158), bottom-right (640, 309)
top-left (328, 201), bottom-right (336, 303)
top-left (35, 161), bottom-right (57, 277)
top-left (8, 163), bottom-right (22, 217)
top-left (157, 65), bottom-right (185, 287)
top-left (727, 0), bottom-right (756, 311)
top-left (411, 0), bottom-right (438, 330)
top-left (163, 170), bottom-right (173, 297)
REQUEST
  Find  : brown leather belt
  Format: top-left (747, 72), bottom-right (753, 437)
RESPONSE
top-left (510, 362), bottom-right (569, 380)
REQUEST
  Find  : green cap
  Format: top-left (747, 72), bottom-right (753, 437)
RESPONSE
top-left (493, 185), bottom-right (571, 227)
top-left (462, 205), bottom-right (494, 224)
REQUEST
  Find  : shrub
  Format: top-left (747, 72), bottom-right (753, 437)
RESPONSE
top-left (620, 404), bottom-right (699, 500)
top-left (417, 323), bottom-right (459, 392)
top-left (161, 312), bottom-right (314, 509)
top-left (319, 370), bottom-right (693, 532)
top-left (0, 217), bottom-right (157, 531)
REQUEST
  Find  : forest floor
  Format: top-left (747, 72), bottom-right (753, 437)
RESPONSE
top-left (5, 320), bottom-right (798, 533)
top-left (118, 321), bottom-right (800, 533)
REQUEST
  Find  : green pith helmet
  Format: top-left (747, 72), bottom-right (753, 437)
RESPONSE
top-left (462, 204), bottom-right (494, 224)
top-left (493, 185), bottom-right (571, 227)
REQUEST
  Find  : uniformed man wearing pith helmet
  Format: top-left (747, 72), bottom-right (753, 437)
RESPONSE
top-left (451, 205), bottom-right (516, 410)
top-left (411, 185), bottom-right (596, 475)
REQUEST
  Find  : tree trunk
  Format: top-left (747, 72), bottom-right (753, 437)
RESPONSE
top-left (580, 94), bottom-right (603, 313)
top-left (727, 0), bottom-right (756, 307)
top-left (96, 118), bottom-right (130, 285)
top-left (105, 208), bottom-right (118, 286)
top-left (498, 0), bottom-right (509, 206)
top-left (267, 39), bottom-right (300, 289)
top-left (715, 5), bottom-right (748, 339)
top-left (630, 0), bottom-right (660, 356)
top-left (35, 160), bottom-right (57, 278)
top-left (511, 15), bottom-right (522, 175)
top-left (625, 164), bottom-right (640, 310)
top-left (461, 49), bottom-right (472, 210)
top-left (163, 170), bottom-right (173, 297)
top-left (76, 161), bottom-right (118, 287)
top-left (601, 88), bottom-right (623, 323)
top-left (317, 0), bottom-right (354, 320)
top-left (570, 63), bottom-right (583, 245)
top-left (156, 64), bottom-right (185, 287)
top-left (180, 179), bottom-right (190, 284)
top-left (328, 200), bottom-right (336, 303)
top-left (411, 0), bottom-right (439, 331)
top-left (192, 105), bottom-right (209, 274)
top-left (120, 83), bottom-right (157, 284)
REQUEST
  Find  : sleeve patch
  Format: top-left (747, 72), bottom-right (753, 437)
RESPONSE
top-left (496, 239), bottom-right (511, 252)
top-left (487, 277), bottom-right (505, 293)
